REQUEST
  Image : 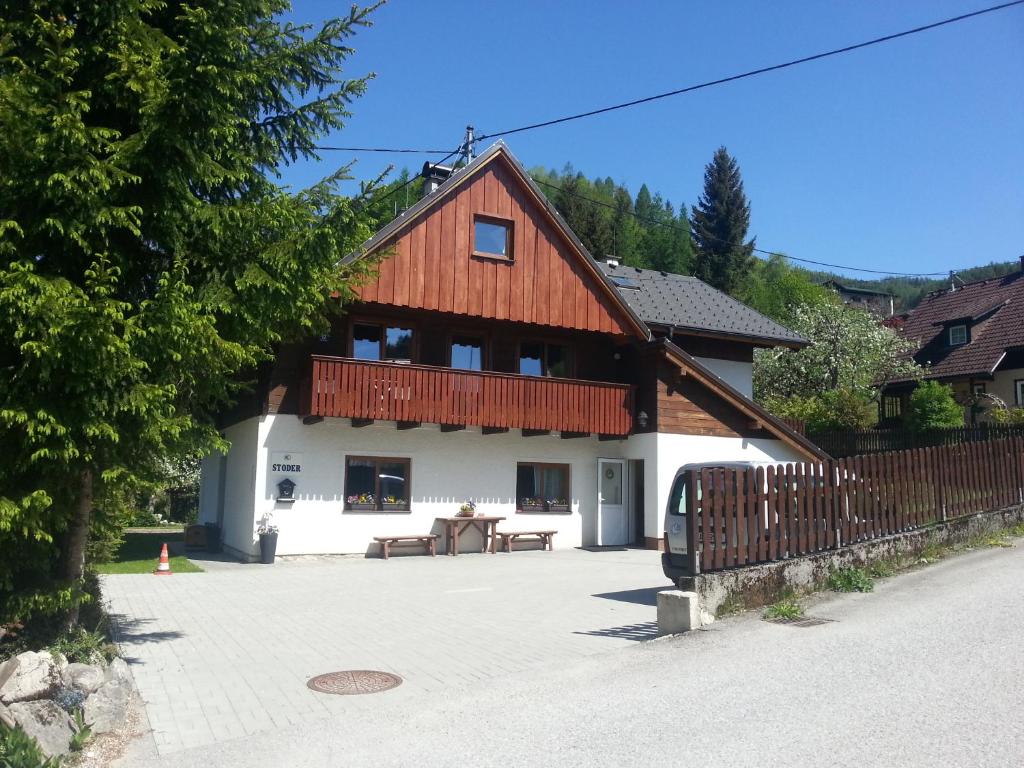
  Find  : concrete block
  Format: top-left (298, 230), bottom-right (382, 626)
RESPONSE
top-left (657, 590), bottom-right (702, 636)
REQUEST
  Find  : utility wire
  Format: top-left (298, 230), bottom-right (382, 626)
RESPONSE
top-left (530, 176), bottom-right (949, 278)
top-left (317, 145), bottom-right (451, 154)
top-left (475, 1), bottom-right (1024, 142)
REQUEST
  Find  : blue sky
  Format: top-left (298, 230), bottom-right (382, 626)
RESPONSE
top-left (279, 1), bottom-right (1024, 279)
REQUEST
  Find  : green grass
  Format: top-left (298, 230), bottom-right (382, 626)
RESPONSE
top-left (826, 566), bottom-right (875, 593)
top-left (763, 595), bottom-right (804, 620)
top-left (93, 531), bottom-right (203, 574)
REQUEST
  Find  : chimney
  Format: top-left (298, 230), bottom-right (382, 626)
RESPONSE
top-left (420, 161), bottom-right (454, 198)
top-left (1019, 254), bottom-right (1024, 273)
top-left (601, 254), bottom-right (620, 268)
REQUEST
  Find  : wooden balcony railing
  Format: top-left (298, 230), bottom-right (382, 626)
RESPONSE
top-left (301, 356), bottom-right (634, 436)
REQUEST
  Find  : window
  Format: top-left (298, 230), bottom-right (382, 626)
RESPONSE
top-left (352, 322), bottom-right (414, 362)
top-left (972, 383), bottom-right (986, 396)
top-left (518, 341), bottom-right (571, 378)
top-left (516, 462), bottom-right (570, 511)
top-left (450, 335), bottom-right (484, 371)
top-left (344, 456), bottom-right (410, 511)
top-left (1016, 380), bottom-right (1024, 406)
top-left (949, 324), bottom-right (968, 346)
top-left (473, 215), bottom-right (512, 260)
top-left (883, 395), bottom-right (902, 420)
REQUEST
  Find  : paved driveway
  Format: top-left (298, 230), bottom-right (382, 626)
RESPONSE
top-left (102, 547), bottom-right (663, 755)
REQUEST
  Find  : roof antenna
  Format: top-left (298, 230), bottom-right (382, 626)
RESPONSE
top-left (459, 125), bottom-right (475, 166)
top-left (949, 270), bottom-right (964, 292)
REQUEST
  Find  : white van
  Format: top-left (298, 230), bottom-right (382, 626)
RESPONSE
top-left (661, 460), bottom-right (778, 584)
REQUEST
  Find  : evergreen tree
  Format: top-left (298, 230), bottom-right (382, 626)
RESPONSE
top-left (0, 1), bottom-right (379, 625)
top-left (690, 146), bottom-right (755, 294)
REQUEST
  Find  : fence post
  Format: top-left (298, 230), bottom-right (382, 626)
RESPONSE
top-left (685, 469), bottom-right (700, 576)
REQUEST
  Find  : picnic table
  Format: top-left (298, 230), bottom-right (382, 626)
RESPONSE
top-left (436, 516), bottom-right (506, 556)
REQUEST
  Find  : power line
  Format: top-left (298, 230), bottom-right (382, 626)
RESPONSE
top-left (317, 145), bottom-right (451, 154)
top-left (475, 1), bottom-right (1024, 142)
top-left (530, 176), bottom-right (949, 278)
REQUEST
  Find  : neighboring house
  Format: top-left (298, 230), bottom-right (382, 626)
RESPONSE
top-left (822, 279), bottom-right (895, 317)
top-left (198, 143), bottom-right (823, 561)
top-left (881, 260), bottom-right (1024, 425)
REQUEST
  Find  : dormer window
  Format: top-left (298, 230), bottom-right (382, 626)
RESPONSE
top-left (948, 324), bottom-right (968, 346)
top-left (473, 215), bottom-right (513, 260)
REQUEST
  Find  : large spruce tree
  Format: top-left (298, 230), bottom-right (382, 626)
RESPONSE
top-left (690, 147), bottom-right (755, 294)
top-left (0, 1), bottom-right (379, 625)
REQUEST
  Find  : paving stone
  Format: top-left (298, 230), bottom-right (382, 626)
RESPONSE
top-left (102, 549), bottom-right (661, 755)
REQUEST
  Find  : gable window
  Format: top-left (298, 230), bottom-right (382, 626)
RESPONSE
top-left (473, 215), bottom-right (513, 260)
top-left (516, 462), bottom-right (570, 512)
top-left (948, 324), bottom-right (968, 346)
top-left (344, 456), bottom-right (410, 511)
top-left (450, 335), bottom-right (484, 371)
top-left (519, 341), bottom-right (571, 378)
top-left (352, 322), bottom-right (414, 362)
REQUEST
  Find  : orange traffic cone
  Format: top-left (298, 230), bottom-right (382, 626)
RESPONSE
top-left (154, 542), bottom-right (173, 575)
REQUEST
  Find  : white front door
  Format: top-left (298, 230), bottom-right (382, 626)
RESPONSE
top-left (597, 459), bottom-right (628, 546)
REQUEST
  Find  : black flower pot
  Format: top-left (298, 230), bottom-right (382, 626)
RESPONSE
top-left (258, 532), bottom-right (278, 564)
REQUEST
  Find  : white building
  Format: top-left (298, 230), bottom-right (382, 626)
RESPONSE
top-left (199, 143), bottom-right (823, 560)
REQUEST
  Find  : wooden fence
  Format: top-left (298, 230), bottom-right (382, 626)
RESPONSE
top-left (685, 436), bottom-right (1024, 574)
top-left (805, 423), bottom-right (1024, 458)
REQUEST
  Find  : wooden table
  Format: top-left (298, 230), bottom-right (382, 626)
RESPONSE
top-left (436, 516), bottom-right (506, 556)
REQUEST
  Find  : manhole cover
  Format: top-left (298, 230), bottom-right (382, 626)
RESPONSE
top-left (765, 616), bottom-right (834, 628)
top-left (307, 670), bottom-right (403, 695)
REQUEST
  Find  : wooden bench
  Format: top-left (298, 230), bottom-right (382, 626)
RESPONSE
top-left (373, 534), bottom-right (438, 560)
top-left (497, 530), bottom-right (555, 553)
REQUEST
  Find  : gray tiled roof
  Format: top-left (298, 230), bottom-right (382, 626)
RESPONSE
top-left (596, 262), bottom-right (807, 346)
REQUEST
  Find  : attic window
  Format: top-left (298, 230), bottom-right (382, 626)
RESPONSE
top-left (948, 324), bottom-right (968, 346)
top-left (473, 215), bottom-right (512, 260)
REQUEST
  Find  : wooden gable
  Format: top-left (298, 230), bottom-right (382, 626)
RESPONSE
top-left (356, 151), bottom-right (642, 337)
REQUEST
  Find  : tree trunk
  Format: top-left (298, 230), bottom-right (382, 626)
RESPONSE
top-left (62, 468), bottom-right (93, 629)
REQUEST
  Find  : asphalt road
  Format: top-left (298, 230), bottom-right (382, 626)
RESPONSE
top-left (124, 543), bottom-right (1024, 767)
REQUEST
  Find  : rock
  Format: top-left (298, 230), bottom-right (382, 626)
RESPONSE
top-left (0, 656), bottom-right (17, 691)
top-left (8, 700), bottom-right (75, 758)
top-left (0, 701), bottom-right (15, 729)
top-left (105, 657), bottom-right (132, 685)
top-left (62, 663), bottom-right (105, 695)
top-left (0, 651), bottom-right (62, 704)
top-left (84, 680), bottom-right (131, 734)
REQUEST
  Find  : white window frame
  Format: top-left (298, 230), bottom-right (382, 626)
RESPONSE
top-left (1016, 379), bottom-right (1024, 406)
top-left (948, 324), bottom-right (968, 346)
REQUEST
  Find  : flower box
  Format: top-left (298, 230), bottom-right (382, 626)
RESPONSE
top-left (519, 502), bottom-right (545, 513)
top-left (347, 502), bottom-right (377, 512)
top-left (381, 503), bottom-right (408, 512)
top-left (545, 503), bottom-right (570, 513)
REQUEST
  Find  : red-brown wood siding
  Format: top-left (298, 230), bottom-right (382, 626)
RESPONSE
top-left (302, 356), bottom-right (634, 436)
top-left (357, 158), bottom-right (634, 335)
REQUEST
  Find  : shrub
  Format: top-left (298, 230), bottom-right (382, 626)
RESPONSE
top-left (826, 566), bottom-right (875, 593)
top-left (0, 720), bottom-right (61, 767)
top-left (907, 381), bottom-right (963, 432)
top-left (765, 389), bottom-right (877, 432)
top-left (992, 407), bottom-right (1024, 425)
top-left (49, 627), bottom-right (116, 665)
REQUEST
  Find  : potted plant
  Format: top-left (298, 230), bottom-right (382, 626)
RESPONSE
top-left (346, 493), bottom-right (376, 511)
top-left (519, 496), bottom-right (544, 512)
top-left (456, 499), bottom-right (477, 518)
top-left (545, 498), bottom-right (570, 513)
top-left (381, 495), bottom-right (407, 512)
top-left (257, 513), bottom-right (279, 565)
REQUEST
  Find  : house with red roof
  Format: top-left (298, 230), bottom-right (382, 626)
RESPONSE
top-left (881, 259), bottom-right (1024, 424)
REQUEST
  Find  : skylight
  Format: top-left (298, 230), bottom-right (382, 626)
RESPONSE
top-left (610, 276), bottom-right (640, 290)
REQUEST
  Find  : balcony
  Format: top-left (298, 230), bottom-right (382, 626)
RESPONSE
top-left (300, 356), bottom-right (634, 437)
